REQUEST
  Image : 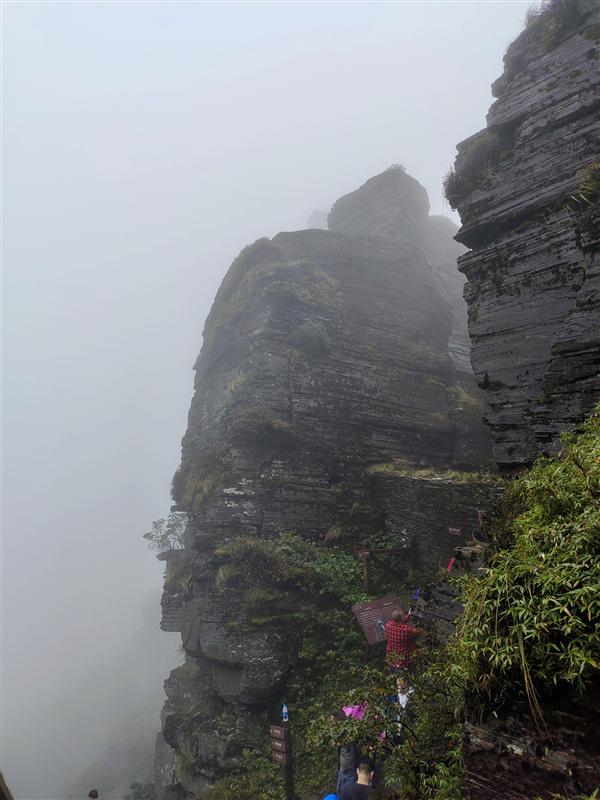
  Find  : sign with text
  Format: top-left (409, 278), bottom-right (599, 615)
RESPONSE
top-left (272, 738), bottom-right (289, 753)
top-left (270, 720), bottom-right (295, 799)
top-left (272, 749), bottom-right (289, 766)
top-left (448, 526), bottom-right (462, 537)
top-left (352, 596), bottom-right (402, 645)
top-left (270, 724), bottom-right (289, 741)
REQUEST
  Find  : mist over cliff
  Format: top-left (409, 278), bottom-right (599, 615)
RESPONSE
top-left (2, 2), bottom-right (564, 799)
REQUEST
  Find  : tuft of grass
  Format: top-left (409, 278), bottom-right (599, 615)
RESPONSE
top-left (171, 451), bottom-right (226, 512)
top-left (226, 371), bottom-right (249, 396)
top-left (566, 161), bottom-right (600, 211)
top-left (444, 131), bottom-right (508, 208)
top-left (367, 461), bottom-right (498, 485)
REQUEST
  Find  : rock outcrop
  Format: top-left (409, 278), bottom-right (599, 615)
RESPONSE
top-left (443, 2), bottom-right (600, 795)
top-left (155, 169), bottom-right (491, 796)
top-left (329, 168), bottom-right (472, 373)
top-left (447, 0), bottom-right (600, 472)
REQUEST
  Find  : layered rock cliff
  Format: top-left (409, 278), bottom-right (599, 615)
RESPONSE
top-left (155, 168), bottom-right (491, 797)
top-left (446, 0), bottom-right (600, 472)
top-left (443, 2), bottom-right (600, 796)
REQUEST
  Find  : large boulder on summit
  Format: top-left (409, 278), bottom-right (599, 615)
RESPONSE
top-left (328, 166), bottom-right (430, 239)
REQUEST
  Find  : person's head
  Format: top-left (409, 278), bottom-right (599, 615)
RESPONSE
top-left (88, 792), bottom-right (98, 800)
top-left (356, 759), bottom-right (374, 784)
top-left (391, 607), bottom-right (408, 623)
top-left (396, 675), bottom-right (410, 693)
top-left (331, 709), bottom-right (346, 723)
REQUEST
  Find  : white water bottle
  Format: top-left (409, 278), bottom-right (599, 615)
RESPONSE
top-left (282, 703), bottom-right (289, 722)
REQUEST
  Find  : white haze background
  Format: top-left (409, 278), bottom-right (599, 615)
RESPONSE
top-left (2, 2), bottom-right (533, 797)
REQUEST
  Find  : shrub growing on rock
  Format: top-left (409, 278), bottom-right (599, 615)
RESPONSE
top-left (458, 405), bottom-right (600, 709)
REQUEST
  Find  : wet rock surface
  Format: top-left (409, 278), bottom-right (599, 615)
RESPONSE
top-left (450, 0), bottom-right (600, 472)
top-left (446, 4), bottom-right (600, 795)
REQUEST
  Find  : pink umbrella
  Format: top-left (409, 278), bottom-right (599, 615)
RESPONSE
top-left (342, 704), bottom-right (366, 720)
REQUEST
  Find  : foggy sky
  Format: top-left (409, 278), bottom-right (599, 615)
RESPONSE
top-left (2, 2), bottom-right (532, 798)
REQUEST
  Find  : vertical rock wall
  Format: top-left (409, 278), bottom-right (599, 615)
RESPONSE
top-left (444, 2), bottom-right (600, 795)
top-left (447, 0), bottom-right (600, 472)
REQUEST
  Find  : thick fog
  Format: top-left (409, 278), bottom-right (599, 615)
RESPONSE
top-left (2, 2), bottom-right (532, 798)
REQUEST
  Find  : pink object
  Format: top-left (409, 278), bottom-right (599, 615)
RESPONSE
top-left (447, 557), bottom-right (456, 573)
top-left (343, 704), bottom-right (366, 720)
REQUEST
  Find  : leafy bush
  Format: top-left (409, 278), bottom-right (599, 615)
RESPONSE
top-left (213, 530), bottom-right (365, 620)
top-left (202, 750), bottom-right (285, 800)
top-left (458, 406), bottom-right (600, 710)
top-left (381, 634), bottom-right (468, 799)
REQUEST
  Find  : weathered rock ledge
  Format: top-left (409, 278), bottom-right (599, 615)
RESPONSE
top-left (154, 170), bottom-right (492, 796)
top-left (448, 0), bottom-right (600, 471)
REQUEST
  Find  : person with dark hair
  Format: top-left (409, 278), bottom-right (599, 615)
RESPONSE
top-left (385, 607), bottom-right (420, 672)
top-left (340, 760), bottom-right (374, 799)
top-left (88, 791), bottom-right (98, 799)
top-left (331, 710), bottom-right (361, 797)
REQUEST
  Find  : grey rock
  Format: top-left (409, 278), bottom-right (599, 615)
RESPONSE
top-left (450, 2), bottom-right (600, 471)
top-left (155, 170), bottom-right (492, 795)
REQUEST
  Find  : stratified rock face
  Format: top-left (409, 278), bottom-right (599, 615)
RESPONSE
top-left (329, 168), bottom-right (471, 372)
top-left (156, 172), bottom-right (491, 796)
top-left (448, 0), bottom-right (600, 472)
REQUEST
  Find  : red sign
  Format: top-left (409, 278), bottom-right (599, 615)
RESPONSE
top-left (352, 596), bottom-right (402, 645)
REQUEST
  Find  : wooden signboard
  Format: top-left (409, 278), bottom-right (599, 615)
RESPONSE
top-left (448, 526), bottom-right (462, 537)
top-left (270, 721), bottom-right (295, 798)
top-left (272, 738), bottom-right (288, 753)
top-left (270, 723), bottom-right (290, 740)
top-left (272, 749), bottom-right (289, 766)
top-left (352, 596), bottom-right (402, 645)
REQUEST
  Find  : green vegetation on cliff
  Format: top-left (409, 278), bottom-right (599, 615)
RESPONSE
top-left (200, 239), bottom-right (341, 371)
top-left (390, 405), bottom-right (600, 797)
top-left (281, 408), bottom-right (598, 798)
top-left (171, 407), bottom-right (599, 799)
top-left (459, 405), bottom-right (600, 707)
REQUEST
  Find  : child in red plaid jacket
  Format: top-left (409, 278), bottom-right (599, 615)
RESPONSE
top-left (385, 608), bottom-right (420, 670)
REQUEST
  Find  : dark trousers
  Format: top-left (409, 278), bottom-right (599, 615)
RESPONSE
top-left (337, 768), bottom-right (355, 797)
